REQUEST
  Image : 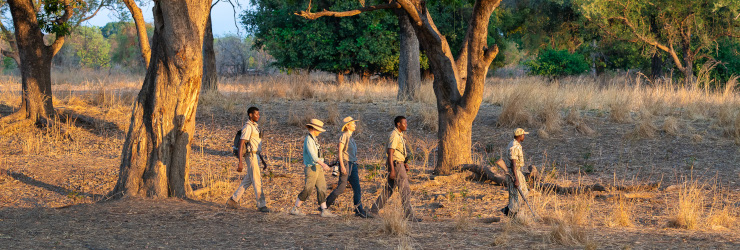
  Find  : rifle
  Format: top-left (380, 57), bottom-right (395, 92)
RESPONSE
top-left (496, 158), bottom-right (539, 219)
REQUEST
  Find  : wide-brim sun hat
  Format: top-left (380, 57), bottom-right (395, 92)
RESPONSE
top-left (306, 119), bottom-right (326, 132)
top-left (341, 116), bottom-right (359, 131)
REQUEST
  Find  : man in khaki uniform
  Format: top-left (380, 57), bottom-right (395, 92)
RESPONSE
top-left (227, 107), bottom-right (271, 213)
top-left (501, 128), bottom-right (530, 217)
top-left (369, 116), bottom-right (421, 222)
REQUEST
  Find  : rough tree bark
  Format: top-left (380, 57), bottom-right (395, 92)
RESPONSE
top-left (297, 0), bottom-right (501, 175)
top-left (122, 0), bottom-right (152, 67)
top-left (395, 9), bottom-right (421, 101)
top-left (111, 0), bottom-right (210, 199)
top-left (202, 10), bottom-right (218, 92)
top-left (2, 0), bottom-right (71, 124)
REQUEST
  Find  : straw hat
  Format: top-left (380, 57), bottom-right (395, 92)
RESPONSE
top-left (306, 119), bottom-right (326, 132)
top-left (514, 128), bottom-right (529, 137)
top-left (341, 116), bottom-right (359, 131)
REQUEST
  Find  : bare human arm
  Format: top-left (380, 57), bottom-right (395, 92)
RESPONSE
top-left (510, 159), bottom-right (520, 188)
top-left (338, 142), bottom-right (347, 175)
top-left (387, 148), bottom-right (396, 180)
top-left (237, 139), bottom-right (246, 172)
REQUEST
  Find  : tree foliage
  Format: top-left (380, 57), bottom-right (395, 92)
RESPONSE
top-left (525, 48), bottom-right (589, 76)
top-left (243, 0), bottom-right (400, 75)
top-left (577, 0), bottom-right (740, 82)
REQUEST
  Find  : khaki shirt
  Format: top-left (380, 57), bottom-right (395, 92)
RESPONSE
top-left (240, 120), bottom-right (261, 154)
top-left (339, 131), bottom-right (357, 162)
top-left (507, 139), bottom-right (524, 170)
top-left (388, 128), bottom-right (407, 162)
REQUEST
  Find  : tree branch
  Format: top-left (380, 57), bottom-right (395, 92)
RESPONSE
top-left (123, 0), bottom-right (151, 67)
top-left (294, 2), bottom-right (401, 20)
top-left (610, 16), bottom-right (685, 71)
top-left (75, 0), bottom-right (109, 27)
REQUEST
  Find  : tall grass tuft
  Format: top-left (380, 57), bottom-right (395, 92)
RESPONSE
top-left (605, 196), bottom-right (635, 227)
top-left (667, 180), bottom-right (705, 229)
top-left (498, 91), bottom-right (533, 127)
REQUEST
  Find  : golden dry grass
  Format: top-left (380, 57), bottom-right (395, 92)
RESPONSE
top-left (662, 116), bottom-right (680, 136)
top-left (667, 180), bottom-right (705, 229)
top-left (380, 196), bottom-right (410, 236)
top-left (605, 196), bottom-right (635, 227)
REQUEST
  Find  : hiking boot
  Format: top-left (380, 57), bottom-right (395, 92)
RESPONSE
top-left (320, 209), bottom-right (337, 218)
top-left (289, 206), bottom-right (305, 216)
top-left (226, 198), bottom-right (239, 209)
top-left (258, 206), bottom-right (272, 213)
top-left (355, 210), bottom-right (373, 219)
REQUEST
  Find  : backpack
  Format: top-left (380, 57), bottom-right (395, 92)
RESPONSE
top-left (232, 127), bottom-right (255, 158)
top-left (232, 130), bottom-right (243, 158)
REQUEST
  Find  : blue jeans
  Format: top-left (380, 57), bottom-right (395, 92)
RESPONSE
top-left (326, 161), bottom-right (365, 213)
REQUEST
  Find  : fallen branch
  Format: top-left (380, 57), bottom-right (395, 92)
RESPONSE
top-left (461, 164), bottom-right (649, 195)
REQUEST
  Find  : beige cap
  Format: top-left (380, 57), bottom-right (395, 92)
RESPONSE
top-left (514, 128), bottom-right (529, 137)
top-left (306, 119), bottom-right (326, 132)
top-left (341, 116), bottom-right (359, 131)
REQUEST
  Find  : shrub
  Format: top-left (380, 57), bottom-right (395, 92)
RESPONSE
top-left (525, 49), bottom-right (590, 77)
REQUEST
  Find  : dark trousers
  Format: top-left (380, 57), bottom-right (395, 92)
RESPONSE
top-left (326, 161), bottom-right (365, 213)
top-left (370, 161), bottom-right (413, 218)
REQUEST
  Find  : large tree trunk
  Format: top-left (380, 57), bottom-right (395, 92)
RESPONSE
top-left (111, 0), bottom-right (210, 199)
top-left (436, 110), bottom-right (473, 174)
top-left (202, 11), bottom-right (218, 92)
top-left (404, 0), bottom-right (500, 175)
top-left (395, 9), bottom-right (421, 101)
top-left (4, 0), bottom-right (57, 123)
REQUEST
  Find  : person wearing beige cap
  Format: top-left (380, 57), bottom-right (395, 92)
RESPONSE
top-left (325, 117), bottom-right (372, 218)
top-left (290, 119), bottom-right (337, 218)
top-left (501, 128), bottom-right (530, 217)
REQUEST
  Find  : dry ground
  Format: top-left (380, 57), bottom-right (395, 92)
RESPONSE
top-left (1, 72), bottom-right (739, 249)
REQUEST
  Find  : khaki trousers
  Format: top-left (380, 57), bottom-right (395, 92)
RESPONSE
top-left (297, 164), bottom-right (328, 205)
top-left (370, 162), bottom-right (414, 218)
top-left (231, 153), bottom-right (266, 208)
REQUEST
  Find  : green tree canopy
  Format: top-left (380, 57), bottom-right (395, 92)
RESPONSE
top-left (577, 0), bottom-right (740, 83)
top-left (242, 0), bottom-right (400, 76)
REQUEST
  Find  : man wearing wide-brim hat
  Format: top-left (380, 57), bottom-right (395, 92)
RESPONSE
top-left (290, 119), bottom-right (337, 217)
top-left (501, 128), bottom-right (530, 217)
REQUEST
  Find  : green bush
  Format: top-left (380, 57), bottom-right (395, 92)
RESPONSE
top-left (525, 49), bottom-right (589, 77)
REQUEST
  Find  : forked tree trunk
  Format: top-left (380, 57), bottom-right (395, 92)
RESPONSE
top-left (405, 0), bottom-right (500, 175)
top-left (395, 9), bottom-right (421, 101)
top-left (202, 11), bottom-right (218, 92)
top-left (295, 0), bottom-right (501, 175)
top-left (112, 0), bottom-right (210, 199)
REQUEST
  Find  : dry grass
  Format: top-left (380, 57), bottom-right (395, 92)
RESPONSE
top-left (605, 196), bottom-right (635, 227)
top-left (667, 180), bottom-right (705, 229)
top-left (325, 102), bottom-right (340, 126)
top-left (662, 116), bottom-right (680, 136)
top-left (380, 196), bottom-right (410, 236)
top-left (497, 91), bottom-right (533, 127)
top-left (627, 111), bottom-right (657, 139)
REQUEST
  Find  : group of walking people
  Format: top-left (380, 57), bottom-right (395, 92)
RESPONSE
top-left (226, 106), bottom-right (531, 221)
